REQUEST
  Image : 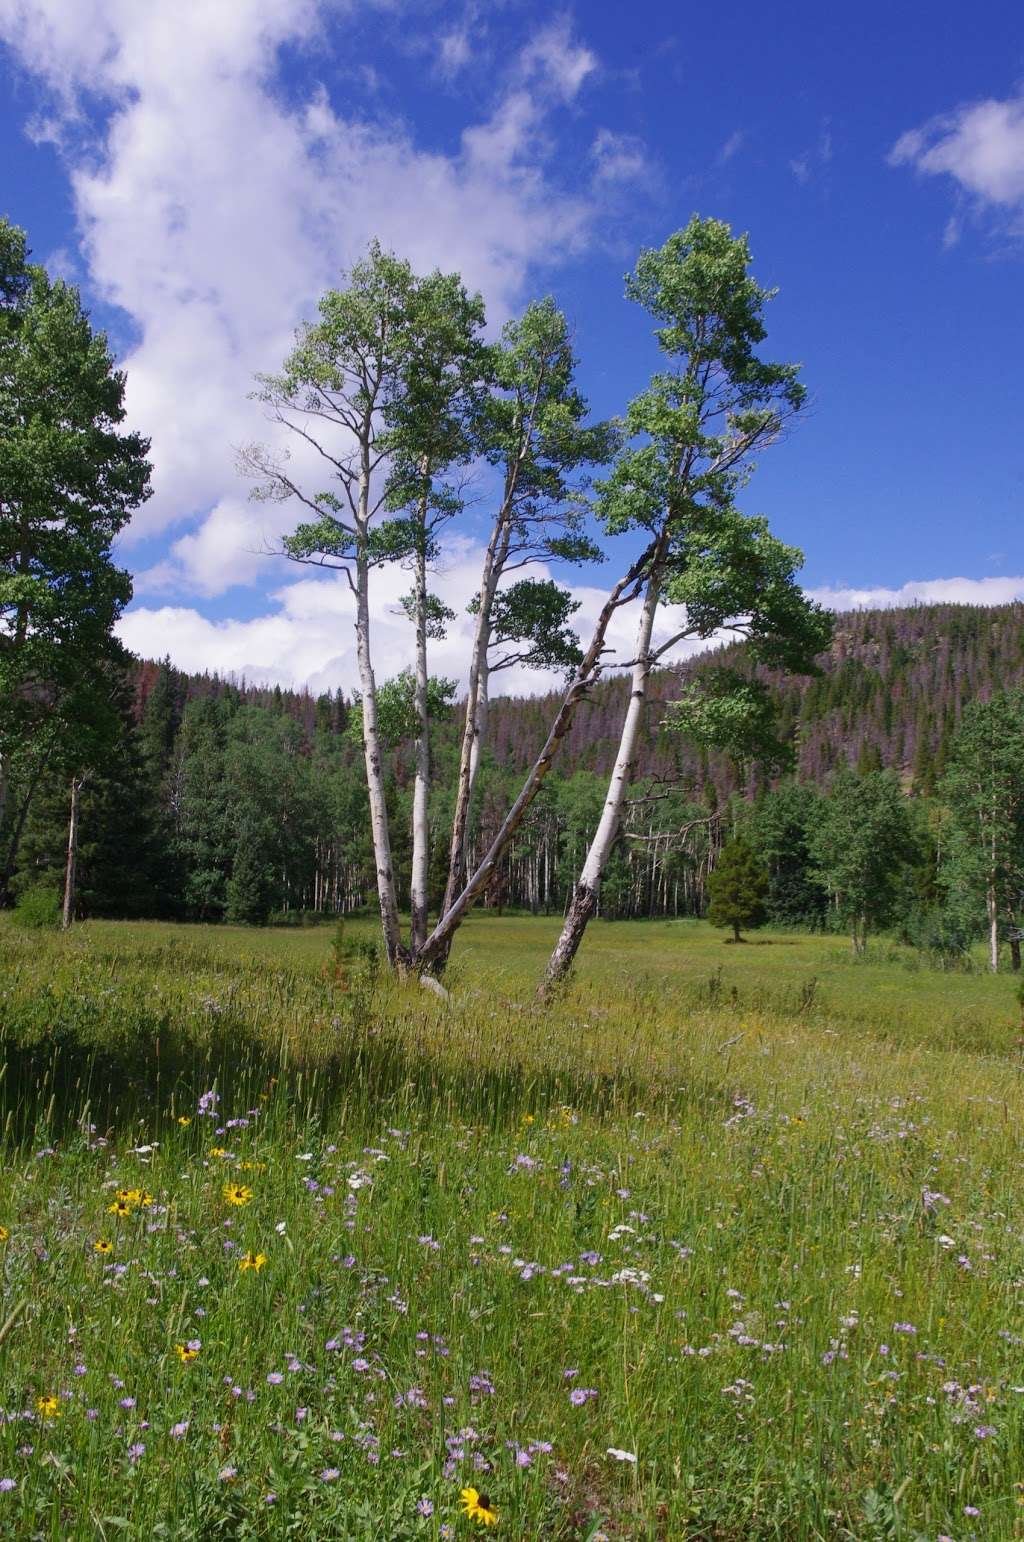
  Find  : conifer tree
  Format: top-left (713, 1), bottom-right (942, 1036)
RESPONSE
top-left (707, 837), bottom-right (768, 941)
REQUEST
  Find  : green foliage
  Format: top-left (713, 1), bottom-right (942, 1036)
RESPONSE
top-left (707, 836), bottom-right (769, 939)
top-left (939, 690), bottom-right (1024, 965)
top-left (11, 882), bottom-right (61, 929)
top-left (0, 217), bottom-right (151, 766)
top-left (809, 768), bottom-right (919, 952)
top-left (345, 672), bottom-right (456, 751)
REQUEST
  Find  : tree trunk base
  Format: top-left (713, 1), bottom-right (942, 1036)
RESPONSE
top-left (539, 883), bottom-right (598, 999)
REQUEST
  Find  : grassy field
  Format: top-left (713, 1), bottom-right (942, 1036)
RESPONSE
top-left (0, 915), bottom-right (1022, 1540)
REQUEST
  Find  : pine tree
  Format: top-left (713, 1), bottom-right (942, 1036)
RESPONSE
top-left (707, 837), bottom-right (769, 942)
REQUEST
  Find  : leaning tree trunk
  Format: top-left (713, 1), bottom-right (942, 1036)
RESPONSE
top-left (354, 471), bottom-right (405, 967)
top-left (434, 517), bottom-right (508, 971)
top-left (62, 774), bottom-right (82, 930)
top-left (415, 539), bottom-right (658, 973)
top-left (541, 564), bottom-right (662, 995)
top-left (409, 520), bottom-right (431, 954)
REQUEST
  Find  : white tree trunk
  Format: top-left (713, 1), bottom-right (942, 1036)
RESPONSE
top-left (354, 447), bottom-right (405, 967)
top-left (465, 653), bottom-right (489, 861)
top-left (62, 774), bottom-right (82, 930)
top-left (542, 566), bottom-right (662, 992)
top-left (988, 881), bottom-right (1000, 974)
top-left (410, 527), bottom-right (430, 953)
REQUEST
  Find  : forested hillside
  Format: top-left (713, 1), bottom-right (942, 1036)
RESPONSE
top-left (4, 600), bottom-right (1024, 931)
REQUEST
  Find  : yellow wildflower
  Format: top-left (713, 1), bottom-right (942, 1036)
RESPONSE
top-left (93, 1239), bottom-right (113, 1255)
top-left (238, 1250), bottom-right (267, 1273)
top-left (460, 1487), bottom-right (498, 1527)
top-left (174, 1343), bottom-right (199, 1363)
top-left (223, 1184), bottom-right (252, 1207)
top-left (36, 1395), bottom-right (61, 1419)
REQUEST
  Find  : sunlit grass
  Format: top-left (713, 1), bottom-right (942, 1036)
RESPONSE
top-left (0, 915), bottom-right (1021, 1538)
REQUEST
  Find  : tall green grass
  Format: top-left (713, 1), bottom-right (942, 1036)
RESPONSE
top-left (0, 917), bottom-right (1021, 1538)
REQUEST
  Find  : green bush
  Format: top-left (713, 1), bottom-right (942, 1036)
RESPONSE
top-left (11, 883), bottom-right (62, 930)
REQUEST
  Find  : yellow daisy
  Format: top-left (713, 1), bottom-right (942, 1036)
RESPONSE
top-left (0, 1225), bottom-right (8, 1242)
top-left (209, 1147), bottom-right (228, 1159)
top-left (36, 1395), bottom-right (61, 1419)
top-left (116, 1188), bottom-right (142, 1205)
top-left (177, 1115), bottom-right (192, 1126)
top-left (460, 1487), bottom-right (498, 1527)
top-left (174, 1343), bottom-right (199, 1363)
top-left (238, 1250), bottom-right (267, 1273)
top-left (108, 1200), bottom-right (132, 1218)
top-left (223, 1184), bottom-right (252, 1207)
top-left (93, 1239), bottom-right (113, 1255)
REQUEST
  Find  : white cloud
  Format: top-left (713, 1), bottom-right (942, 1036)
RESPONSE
top-left (117, 547), bottom-right (1024, 699)
top-left (591, 128), bottom-right (649, 185)
top-left (890, 94), bottom-right (1024, 226)
top-left (117, 537), bottom-right (666, 697)
top-left (717, 129), bottom-right (744, 165)
top-left (0, 0), bottom-right (600, 589)
top-left (518, 15), bottom-right (596, 103)
top-left (808, 575), bottom-right (1024, 610)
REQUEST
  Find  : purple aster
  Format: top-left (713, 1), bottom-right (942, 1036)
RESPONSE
top-left (267, 1372), bottom-right (284, 1385)
top-left (170, 1422), bottom-right (189, 1439)
top-left (416, 1498), bottom-right (434, 1517)
top-left (0, 1480), bottom-right (16, 1492)
top-left (320, 1468), bottom-right (340, 1482)
top-left (127, 1442), bottom-right (145, 1463)
top-left (569, 1387), bottom-right (598, 1406)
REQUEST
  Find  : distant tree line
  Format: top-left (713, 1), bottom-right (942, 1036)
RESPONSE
top-left (6, 651), bottom-right (1024, 972)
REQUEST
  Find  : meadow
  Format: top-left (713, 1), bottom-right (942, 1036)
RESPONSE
top-left (0, 914), bottom-right (1022, 1540)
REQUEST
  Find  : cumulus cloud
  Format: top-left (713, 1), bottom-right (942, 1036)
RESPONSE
top-left (117, 535), bottom-right (686, 697)
top-left (808, 575), bottom-right (1024, 610)
top-left (0, 0), bottom-right (601, 590)
top-left (889, 91), bottom-right (1024, 242)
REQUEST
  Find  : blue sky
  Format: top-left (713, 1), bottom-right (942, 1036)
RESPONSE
top-left (1, 0), bottom-right (1023, 692)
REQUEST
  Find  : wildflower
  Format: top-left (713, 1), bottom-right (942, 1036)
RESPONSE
top-left (0, 1479), bottom-right (15, 1491)
top-left (170, 1422), bottom-right (189, 1439)
top-left (266, 1372), bottom-right (284, 1385)
top-left (108, 1201), bottom-right (132, 1218)
top-left (35, 1396), bottom-right (60, 1419)
top-left (223, 1184), bottom-right (252, 1207)
top-left (209, 1148), bottom-right (228, 1159)
top-left (139, 1192), bottom-right (154, 1207)
top-left (607, 1447), bottom-right (637, 1463)
top-left (127, 1442), bottom-right (145, 1463)
top-left (0, 1227), bottom-right (8, 1242)
top-left (218, 1466), bottom-right (237, 1483)
top-left (320, 1468), bottom-right (339, 1482)
top-left (177, 1116), bottom-right (191, 1126)
top-left (569, 1387), bottom-right (598, 1406)
top-left (94, 1239), bottom-right (113, 1255)
top-left (416, 1498), bottom-right (434, 1517)
top-left (238, 1251), bottom-right (267, 1273)
top-left (197, 1091), bottom-right (219, 1117)
top-left (460, 1487), bottom-right (498, 1527)
top-left (174, 1344), bottom-right (199, 1364)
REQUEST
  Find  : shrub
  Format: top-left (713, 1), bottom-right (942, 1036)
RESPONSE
top-left (11, 884), bottom-right (62, 930)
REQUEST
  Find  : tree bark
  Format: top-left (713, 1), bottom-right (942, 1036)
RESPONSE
top-left (62, 774), bottom-right (82, 930)
top-left (354, 446), bottom-right (405, 969)
top-left (540, 561), bottom-right (662, 994)
top-left (415, 539), bottom-right (658, 971)
top-left (409, 510), bottom-right (430, 954)
top-left (437, 511), bottom-right (509, 959)
top-left (988, 881), bottom-right (1000, 974)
